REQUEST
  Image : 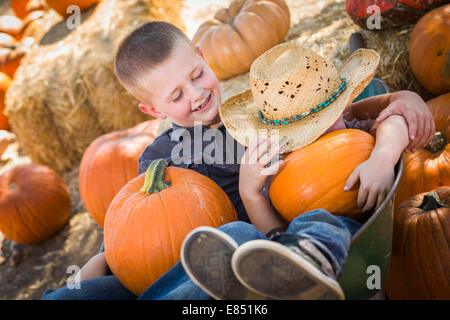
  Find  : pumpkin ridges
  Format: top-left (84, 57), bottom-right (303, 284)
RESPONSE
top-left (104, 164), bottom-right (237, 295)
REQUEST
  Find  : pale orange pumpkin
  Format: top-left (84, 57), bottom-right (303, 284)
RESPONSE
top-left (104, 159), bottom-right (238, 295)
top-left (395, 93), bottom-right (450, 206)
top-left (386, 187), bottom-right (450, 299)
top-left (269, 129), bottom-right (375, 222)
top-left (409, 4), bottom-right (450, 95)
top-left (45, 0), bottom-right (99, 18)
top-left (0, 163), bottom-right (71, 244)
top-left (193, 0), bottom-right (290, 80)
top-left (0, 71), bottom-right (11, 130)
top-left (0, 15), bottom-right (24, 39)
top-left (79, 119), bottom-right (158, 227)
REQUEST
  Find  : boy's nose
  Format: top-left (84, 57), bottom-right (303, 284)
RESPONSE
top-left (190, 85), bottom-right (206, 105)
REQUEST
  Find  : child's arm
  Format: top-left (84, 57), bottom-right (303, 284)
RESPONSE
top-left (68, 253), bottom-right (109, 285)
top-left (345, 115), bottom-right (409, 212)
top-left (239, 137), bottom-right (289, 235)
top-left (345, 90), bottom-right (435, 152)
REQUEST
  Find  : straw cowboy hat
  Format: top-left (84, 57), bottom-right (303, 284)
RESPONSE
top-left (219, 41), bottom-right (380, 153)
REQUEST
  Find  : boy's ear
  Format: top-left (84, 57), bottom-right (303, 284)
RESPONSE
top-left (138, 103), bottom-right (167, 120)
top-left (196, 46), bottom-right (204, 59)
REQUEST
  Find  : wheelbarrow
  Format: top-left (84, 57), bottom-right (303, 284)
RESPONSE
top-left (337, 156), bottom-right (403, 300)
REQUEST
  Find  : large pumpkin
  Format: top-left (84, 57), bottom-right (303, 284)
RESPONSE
top-left (395, 93), bottom-right (450, 206)
top-left (0, 15), bottom-right (23, 39)
top-left (269, 129), bottom-right (375, 222)
top-left (0, 163), bottom-right (71, 244)
top-left (409, 4), bottom-right (450, 95)
top-left (79, 119), bottom-right (158, 227)
top-left (345, 0), bottom-right (447, 30)
top-left (192, 0), bottom-right (290, 80)
top-left (104, 159), bottom-right (238, 295)
top-left (0, 71), bottom-right (11, 130)
top-left (45, 0), bottom-right (99, 18)
top-left (386, 187), bottom-right (450, 299)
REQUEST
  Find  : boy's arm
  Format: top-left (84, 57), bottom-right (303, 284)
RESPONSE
top-left (345, 115), bottom-right (409, 212)
top-left (239, 137), bottom-right (289, 235)
top-left (345, 90), bottom-right (435, 152)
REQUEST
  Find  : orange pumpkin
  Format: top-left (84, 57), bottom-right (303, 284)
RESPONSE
top-left (10, 0), bottom-right (30, 19)
top-left (386, 187), bottom-right (450, 299)
top-left (0, 15), bottom-right (24, 39)
top-left (0, 72), bottom-right (11, 130)
top-left (193, 0), bottom-right (290, 80)
top-left (79, 119), bottom-right (158, 227)
top-left (20, 10), bottom-right (45, 40)
top-left (45, 0), bottom-right (99, 18)
top-left (409, 4), bottom-right (450, 95)
top-left (0, 32), bottom-right (17, 48)
top-left (104, 159), bottom-right (238, 295)
top-left (395, 93), bottom-right (450, 206)
top-left (0, 163), bottom-right (71, 244)
top-left (0, 36), bottom-right (34, 78)
top-left (269, 129), bottom-right (375, 222)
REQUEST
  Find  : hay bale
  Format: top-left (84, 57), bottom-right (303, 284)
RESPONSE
top-left (5, 0), bottom-right (184, 173)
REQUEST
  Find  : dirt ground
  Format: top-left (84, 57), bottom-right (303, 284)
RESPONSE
top-left (0, 0), bottom-right (428, 300)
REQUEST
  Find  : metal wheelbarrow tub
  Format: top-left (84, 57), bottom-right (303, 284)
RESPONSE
top-left (337, 155), bottom-right (404, 300)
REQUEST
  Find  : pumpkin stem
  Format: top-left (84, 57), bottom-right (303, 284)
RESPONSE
top-left (424, 132), bottom-right (446, 153)
top-left (139, 159), bottom-right (171, 194)
top-left (418, 191), bottom-right (448, 212)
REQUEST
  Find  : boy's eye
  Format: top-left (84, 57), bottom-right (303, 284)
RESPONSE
top-left (173, 90), bottom-right (182, 101)
top-left (194, 69), bottom-right (203, 80)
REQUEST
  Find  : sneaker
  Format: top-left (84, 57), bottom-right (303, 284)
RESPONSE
top-left (231, 236), bottom-right (345, 300)
top-left (180, 226), bottom-right (265, 300)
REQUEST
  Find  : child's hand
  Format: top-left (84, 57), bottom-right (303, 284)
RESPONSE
top-left (69, 253), bottom-right (108, 285)
top-left (239, 136), bottom-right (283, 199)
top-left (344, 158), bottom-right (395, 213)
top-left (375, 90), bottom-right (435, 152)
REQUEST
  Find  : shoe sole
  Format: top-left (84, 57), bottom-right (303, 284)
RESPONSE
top-left (181, 226), bottom-right (264, 300)
top-left (231, 240), bottom-right (345, 300)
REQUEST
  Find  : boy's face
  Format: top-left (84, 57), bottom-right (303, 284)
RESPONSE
top-left (136, 40), bottom-right (221, 127)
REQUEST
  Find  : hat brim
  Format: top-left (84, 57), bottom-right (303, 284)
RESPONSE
top-left (219, 48), bottom-right (380, 153)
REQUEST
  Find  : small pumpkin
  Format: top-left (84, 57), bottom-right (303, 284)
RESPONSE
top-left (0, 36), bottom-right (34, 78)
top-left (0, 15), bottom-right (24, 39)
top-left (386, 187), bottom-right (450, 299)
top-left (79, 119), bottom-right (159, 227)
top-left (0, 72), bottom-right (11, 130)
top-left (10, 0), bottom-right (31, 19)
top-left (409, 4), bottom-right (450, 95)
top-left (20, 10), bottom-right (45, 40)
top-left (45, 0), bottom-right (99, 18)
top-left (395, 93), bottom-right (450, 206)
top-left (0, 32), bottom-right (17, 48)
top-left (0, 163), bottom-right (71, 244)
top-left (193, 0), bottom-right (290, 80)
top-left (269, 129), bottom-right (375, 222)
top-left (104, 159), bottom-right (238, 295)
top-left (346, 0), bottom-right (447, 30)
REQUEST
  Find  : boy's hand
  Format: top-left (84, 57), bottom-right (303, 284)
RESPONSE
top-left (239, 136), bottom-right (283, 199)
top-left (374, 91), bottom-right (435, 152)
top-left (344, 158), bottom-right (395, 213)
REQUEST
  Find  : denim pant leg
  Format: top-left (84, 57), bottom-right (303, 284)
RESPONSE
top-left (41, 275), bottom-right (137, 300)
top-left (138, 221), bottom-right (267, 300)
top-left (285, 209), bottom-right (361, 277)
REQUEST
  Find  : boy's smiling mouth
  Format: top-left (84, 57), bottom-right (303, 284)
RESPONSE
top-left (192, 92), bottom-right (212, 113)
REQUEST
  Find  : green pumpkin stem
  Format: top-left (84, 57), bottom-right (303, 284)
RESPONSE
top-left (418, 191), bottom-right (448, 212)
top-left (140, 159), bottom-right (171, 194)
top-left (424, 132), bottom-right (446, 154)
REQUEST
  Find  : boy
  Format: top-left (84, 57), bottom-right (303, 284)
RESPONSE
top-left (42, 21), bottom-right (434, 300)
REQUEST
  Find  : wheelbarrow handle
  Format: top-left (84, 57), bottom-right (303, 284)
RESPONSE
top-left (350, 33), bottom-right (365, 55)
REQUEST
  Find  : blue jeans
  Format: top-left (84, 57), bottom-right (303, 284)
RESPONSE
top-left (42, 209), bottom-right (360, 300)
